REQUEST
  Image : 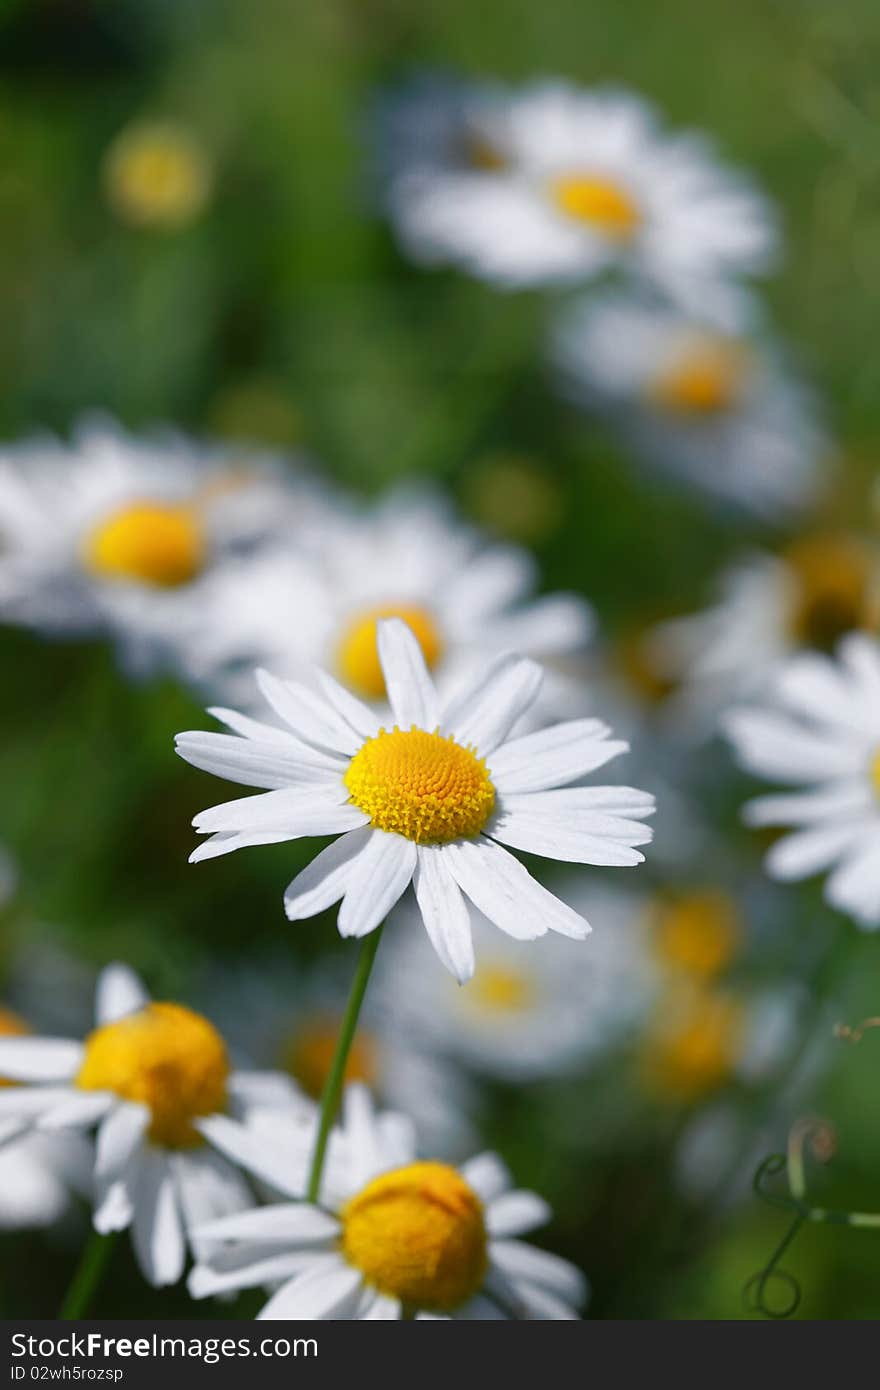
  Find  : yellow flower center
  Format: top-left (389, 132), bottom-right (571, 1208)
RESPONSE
top-left (870, 751), bottom-right (880, 800)
top-left (336, 605), bottom-right (444, 702)
top-left (652, 892), bottom-right (742, 980)
top-left (650, 341), bottom-right (746, 416)
top-left (551, 174), bottom-right (641, 239)
top-left (340, 1161), bottom-right (488, 1311)
top-left (644, 992), bottom-right (744, 1104)
top-left (784, 535), bottom-right (879, 651)
top-left (0, 1006), bottom-right (29, 1088)
top-left (104, 125), bottom-right (211, 228)
top-left (283, 1014), bottom-right (379, 1100)
top-left (469, 964), bottom-right (534, 1013)
top-left (345, 727), bottom-right (495, 844)
top-left (83, 501), bottom-right (206, 588)
top-left (75, 1002), bottom-right (230, 1148)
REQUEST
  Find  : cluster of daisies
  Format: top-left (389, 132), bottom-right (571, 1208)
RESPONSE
top-left (378, 74), bottom-right (880, 937)
top-left (378, 75), bottom-right (830, 519)
top-left (0, 69), bottom-right (873, 1319)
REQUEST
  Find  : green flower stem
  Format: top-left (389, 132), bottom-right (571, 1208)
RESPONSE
top-left (305, 923), bottom-right (385, 1204)
top-left (60, 1229), bottom-right (119, 1320)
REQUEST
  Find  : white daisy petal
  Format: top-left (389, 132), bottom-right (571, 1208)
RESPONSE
top-left (193, 784), bottom-right (349, 834)
top-left (764, 824), bottom-right (863, 881)
top-left (337, 831), bottom-right (417, 939)
top-left (194, 1115), bottom-right (308, 1200)
top-left (0, 1038), bottom-right (83, 1082)
top-left (37, 1092), bottom-right (114, 1131)
top-left (95, 1103), bottom-right (150, 1185)
top-left (489, 720), bottom-right (627, 793)
top-left (206, 707), bottom-right (299, 745)
top-left (724, 709), bottom-right (864, 784)
top-left (284, 826), bottom-right (375, 920)
top-left (376, 617), bottom-right (439, 730)
top-left (342, 1085), bottom-right (396, 1188)
top-left (172, 1148), bottom-right (255, 1259)
top-left (453, 1293), bottom-right (510, 1319)
top-left (490, 1238), bottom-right (587, 1305)
top-left (131, 1147), bottom-right (186, 1288)
top-left (359, 1292), bottom-right (402, 1319)
top-left (488, 804), bottom-right (649, 865)
top-left (196, 1204), bottom-right (340, 1245)
top-left (96, 963), bottom-right (150, 1025)
top-left (176, 730), bottom-right (346, 788)
top-left (0, 1086), bottom-right (80, 1120)
top-left (256, 669), bottom-right (362, 755)
top-left (486, 1190), bottom-right (552, 1238)
top-left (444, 838), bottom-right (591, 939)
top-left (503, 1278), bottom-right (582, 1319)
top-left (460, 1152), bottom-right (513, 1203)
top-left (442, 655), bottom-right (543, 754)
top-left (745, 785), bottom-right (872, 828)
top-left (188, 830), bottom-right (298, 863)
top-left (94, 1178), bottom-right (136, 1236)
top-left (190, 1251), bottom-right (318, 1300)
top-left (825, 836), bottom-right (880, 928)
top-left (413, 845), bottom-right (475, 982)
top-left (256, 1261), bottom-right (364, 1320)
top-left (443, 545), bottom-right (537, 619)
top-left (315, 671), bottom-right (382, 741)
top-left (190, 805), bottom-right (369, 863)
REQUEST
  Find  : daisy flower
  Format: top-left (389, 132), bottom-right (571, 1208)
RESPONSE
top-left (0, 1005), bottom-right (93, 1231)
top-left (551, 291), bottom-right (828, 517)
top-left (176, 618), bottom-right (655, 982)
top-left (377, 77), bottom-right (777, 309)
top-left (198, 953), bottom-right (476, 1156)
top-left (0, 963), bottom-right (308, 1286)
top-left (0, 415), bottom-right (319, 673)
top-left (724, 633), bottom-right (880, 928)
top-left (189, 1085), bottom-right (588, 1319)
top-left (103, 120), bottom-right (213, 229)
top-left (375, 882), bottom-right (656, 1081)
top-left (183, 488), bottom-right (594, 724)
top-left (648, 536), bottom-right (880, 733)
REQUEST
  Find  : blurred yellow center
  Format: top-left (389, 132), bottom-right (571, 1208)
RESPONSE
top-left (105, 128), bottom-right (210, 227)
top-left (84, 502), bottom-right (206, 588)
top-left (653, 892), bottom-right (742, 979)
top-left (284, 1015), bottom-right (379, 1100)
top-left (785, 535), bottom-right (879, 651)
top-left (336, 606), bottom-right (444, 701)
top-left (650, 344), bottom-right (745, 416)
top-left (75, 1003), bottom-right (229, 1148)
top-left (340, 1161), bottom-right (487, 1310)
top-left (646, 994), bottom-right (744, 1104)
top-left (870, 751), bottom-right (880, 799)
top-left (552, 175), bottom-right (641, 238)
top-left (345, 728), bottom-right (495, 844)
top-left (0, 1007), bottom-right (30, 1088)
top-left (470, 964), bottom-right (534, 1012)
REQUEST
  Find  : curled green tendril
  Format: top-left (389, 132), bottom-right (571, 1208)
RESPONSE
top-left (746, 1116), bottom-right (880, 1318)
top-left (745, 1154), bottom-right (805, 1318)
